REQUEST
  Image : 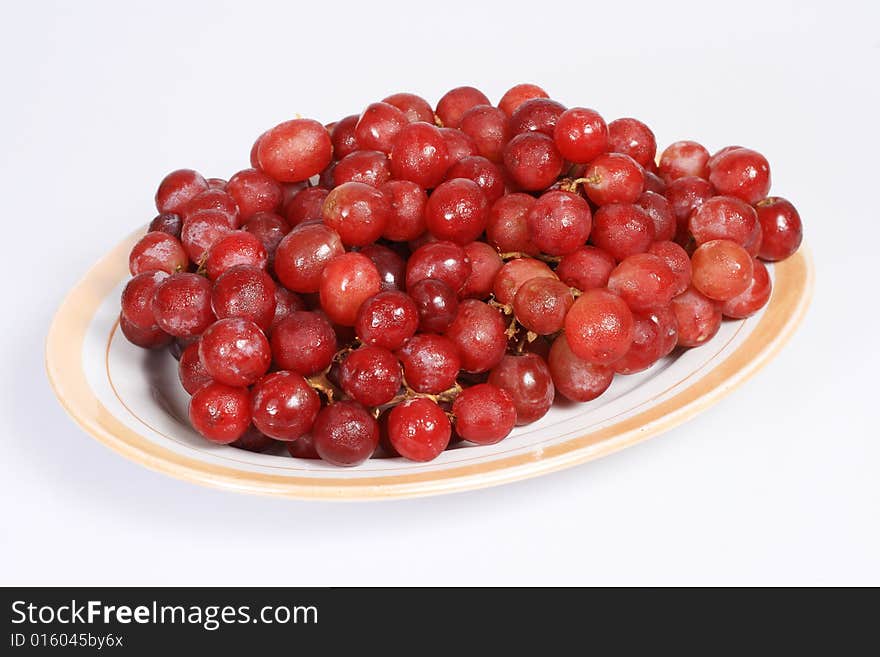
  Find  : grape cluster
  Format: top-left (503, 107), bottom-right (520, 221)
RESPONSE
top-left (120, 84), bottom-right (804, 466)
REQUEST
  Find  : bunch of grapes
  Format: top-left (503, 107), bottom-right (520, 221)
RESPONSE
top-left (120, 83), bottom-right (804, 466)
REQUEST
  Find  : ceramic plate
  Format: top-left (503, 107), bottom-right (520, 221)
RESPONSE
top-left (46, 228), bottom-right (813, 500)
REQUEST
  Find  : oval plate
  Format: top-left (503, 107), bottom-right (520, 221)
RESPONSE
top-left (46, 228), bottom-right (813, 500)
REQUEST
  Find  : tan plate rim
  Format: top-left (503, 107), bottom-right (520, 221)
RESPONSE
top-left (45, 228), bottom-right (814, 501)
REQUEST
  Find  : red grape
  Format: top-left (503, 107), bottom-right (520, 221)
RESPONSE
top-left (582, 153), bottom-right (645, 206)
top-left (590, 203), bottom-right (655, 261)
top-left (613, 306), bottom-right (678, 374)
top-left (204, 231), bottom-right (268, 280)
top-left (446, 156), bottom-right (505, 203)
top-left (284, 187), bottom-right (329, 227)
top-left (513, 277), bottom-right (574, 335)
top-left (708, 147), bottom-right (771, 204)
top-left (180, 210), bottom-right (233, 263)
top-left (178, 342), bottom-right (213, 394)
top-left (386, 397), bottom-right (451, 462)
top-left (251, 371), bottom-right (320, 441)
top-left (155, 169), bottom-right (208, 214)
top-left (635, 191), bottom-right (676, 242)
top-left (436, 86), bottom-right (491, 129)
top-left (460, 241), bottom-right (503, 299)
top-left (425, 178), bottom-right (489, 245)
top-left (408, 278), bottom-right (459, 333)
top-left (322, 181), bottom-right (391, 247)
top-left (548, 334), bottom-right (614, 402)
top-left (271, 311), bottom-right (337, 376)
top-left (488, 353), bottom-right (555, 425)
top-left (498, 83), bottom-right (549, 116)
top-left (691, 239), bottom-right (754, 301)
top-left (445, 299), bottom-right (507, 373)
top-left (509, 98), bottom-right (566, 136)
top-left (121, 270), bottom-right (169, 329)
top-left (389, 121), bottom-right (450, 188)
top-left (689, 195), bottom-right (759, 248)
top-left (319, 252), bottom-right (382, 326)
top-left (129, 231), bottom-right (188, 275)
top-left (492, 257), bottom-right (556, 305)
top-left (257, 118), bottom-right (333, 182)
top-left (405, 240), bottom-right (472, 292)
top-left (189, 382), bottom-right (251, 444)
top-left (396, 334), bottom-right (460, 393)
top-left (607, 253), bottom-right (677, 312)
top-left (274, 223), bottom-right (344, 293)
top-left (329, 114), bottom-right (360, 159)
top-left (226, 168), bottom-right (283, 220)
top-left (670, 287), bottom-right (721, 348)
top-left (607, 118), bottom-right (656, 168)
top-left (486, 193), bottom-right (539, 254)
top-left (439, 127), bottom-right (479, 166)
top-left (211, 265), bottom-right (276, 331)
top-left (459, 105), bottom-right (510, 162)
top-left (198, 317), bottom-right (271, 387)
top-left (527, 190), bottom-right (592, 256)
top-left (339, 345), bottom-right (402, 407)
top-left (754, 197), bottom-right (803, 261)
top-left (356, 102), bottom-right (407, 153)
top-left (380, 180), bottom-right (428, 242)
top-left (647, 240), bottom-right (692, 296)
top-left (360, 243), bottom-right (407, 292)
top-left (312, 401), bottom-right (380, 466)
top-left (119, 313), bottom-right (171, 349)
top-left (658, 140), bottom-right (710, 182)
top-left (383, 92), bottom-right (435, 123)
top-left (553, 107), bottom-right (608, 163)
top-left (355, 290), bottom-right (419, 350)
top-left (333, 149), bottom-right (391, 188)
top-left (152, 273), bottom-right (215, 338)
top-left (556, 246), bottom-right (616, 291)
top-left (564, 288), bottom-right (634, 365)
top-left (452, 383), bottom-right (517, 444)
top-left (503, 132), bottom-right (564, 191)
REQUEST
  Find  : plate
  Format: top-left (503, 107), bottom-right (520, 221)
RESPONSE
top-left (46, 228), bottom-right (813, 500)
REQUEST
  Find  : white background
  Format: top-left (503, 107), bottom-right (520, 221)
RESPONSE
top-left (1, 0), bottom-right (878, 586)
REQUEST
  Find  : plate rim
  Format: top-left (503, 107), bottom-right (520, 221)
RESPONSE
top-left (45, 228), bottom-right (815, 501)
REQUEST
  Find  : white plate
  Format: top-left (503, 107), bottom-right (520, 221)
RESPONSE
top-left (46, 229), bottom-right (814, 500)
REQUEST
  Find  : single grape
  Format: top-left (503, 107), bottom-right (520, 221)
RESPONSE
top-left (503, 132), bottom-right (564, 191)
top-left (408, 279), bottom-right (459, 333)
top-left (486, 193), bottom-right (539, 254)
top-left (149, 212), bottom-right (183, 238)
top-left (155, 169), bottom-right (208, 214)
top-left (152, 273), bottom-right (215, 338)
top-left (322, 181), bottom-right (391, 247)
top-left (460, 241), bottom-right (503, 299)
top-left (204, 231), bottom-right (268, 280)
top-left (329, 114), bottom-right (360, 159)
top-left (389, 121), bottom-right (450, 188)
top-left (382, 92), bottom-right (435, 123)
top-left (459, 105), bottom-right (510, 163)
top-left (488, 353), bottom-right (555, 425)
top-left (312, 401), bottom-right (380, 466)
top-left (708, 147), bottom-right (771, 204)
top-left (386, 397), bottom-right (451, 462)
top-left (339, 345), bottom-right (402, 407)
top-left (564, 288), bottom-right (634, 365)
top-left (691, 239), bottom-right (754, 301)
top-left (548, 334), bottom-right (614, 402)
top-left (284, 187), bottom-right (329, 227)
top-left (754, 197), bottom-right (803, 261)
top-left (355, 290), bottom-right (419, 350)
top-left (607, 118), bottom-right (656, 168)
top-left (355, 102), bottom-right (408, 153)
top-left (178, 342), bottom-right (213, 394)
top-left (225, 168), bottom-right (283, 220)
top-left (198, 318), bottom-right (271, 387)
top-left (188, 382), bottom-right (251, 444)
top-left (553, 107), bottom-right (608, 163)
top-left (360, 243), bottom-right (407, 292)
top-left (257, 118), bottom-right (333, 182)
top-left (670, 287), bottom-right (722, 347)
top-left (452, 383), bottom-right (517, 445)
top-left (180, 188), bottom-right (240, 227)
top-left (425, 178), bottom-right (489, 245)
top-left (527, 190), bottom-right (592, 256)
top-left (121, 270), bottom-right (169, 329)
top-left (251, 371), bottom-right (320, 441)
top-left (405, 240), bottom-right (472, 292)
top-left (319, 252), bottom-right (382, 326)
top-left (689, 195), bottom-right (760, 248)
top-left (556, 246), bottom-right (616, 291)
top-left (211, 265), bottom-right (276, 331)
top-left (333, 149), bottom-right (392, 188)
top-left (271, 311), bottom-right (337, 376)
top-left (498, 83), bottom-right (549, 116)
top-left (396, 334), bottom-right (460, 393)
top-left (582, 153), bottom-right (645, 206)
top-left (287, 433), bottom-right (320, 459)
top-left (658, 140), bottom-right (710, 182)
top-left (129, 231), bottom-right (188, 275)
top-left (509, 98), bottom-right (567, 136)
top-left (444, 299), bottom-right (507, 373)
top-left (513, 277), bottom-right (574, 335)
top-left (380, 180), bottom-right (428, 242)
